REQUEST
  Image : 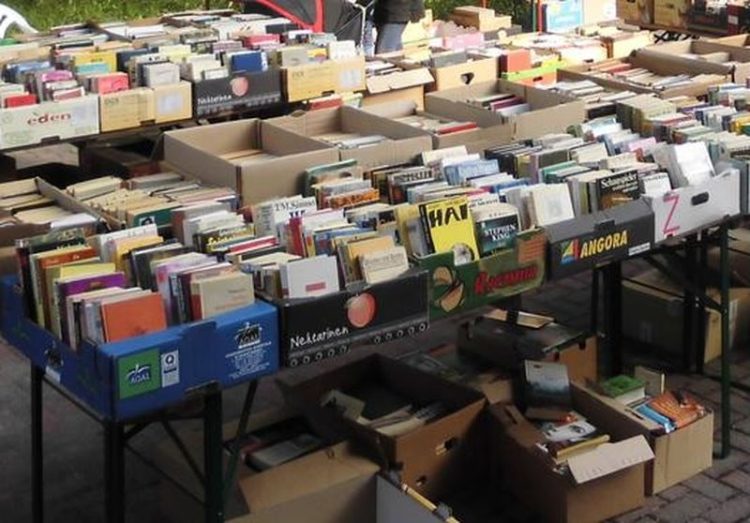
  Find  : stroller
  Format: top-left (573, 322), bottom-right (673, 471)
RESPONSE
top-left (242, 0), bottom-right (375, 47)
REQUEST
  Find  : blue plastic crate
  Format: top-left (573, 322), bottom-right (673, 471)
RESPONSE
top-left (0, 275), bottom-right (279, 421)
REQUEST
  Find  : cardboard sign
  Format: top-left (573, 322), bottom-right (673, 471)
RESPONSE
top-left (568, 436), bottom-right (654, 485)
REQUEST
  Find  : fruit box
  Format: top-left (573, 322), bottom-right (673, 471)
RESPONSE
top-left (415, 229), bottom-right (546, 320)
top-left (260, 269), bottom-right (429, 368)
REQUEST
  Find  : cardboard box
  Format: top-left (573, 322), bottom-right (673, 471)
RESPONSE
top-left (572, 383), bottom-right (713, 494)
top-left (546, 200), bottom-right (655, 279)
top-left (264, 106), bottom-right (433, 168)
top-left (163, 119), bottom-right (339, 205)
top-left (358, 100), bottom-right (512, 153)
top-left (654, 0), bottom-right (690, 28)
top-left (602, 30), bottom-right (654, 59)
top-left (638, 40), bottom-right (750, 83)
top-left (0, 274), bottom-right (279, 421)
top-left (424, 80), bottom-right (586, 143)
top-left (542, 0), bottom-right (584, 33)
top-left (99, 88), bottom-right (155, 132)
top-left (362, 67), bottom-right (433, 111)
top-left (583, 0), bottom-right (618, 25)
top-left (706, 228), bottom-right (750, 285)
top-left (490, 394), bottom-right (653, 523)
top-left (264, 269), bottom-right (429, 368)
top-left (284, 57), bottom-right (366, 103)
top-left (281, 354), bottom-right (486, 499)
top-left (430, 57), bottom-right (498, 92)
top-left (623, 268), bottom-right (750, 362)
top-left (153, 81), bottom-right (192, 123)
top-left (644, 169), bottom-right (741, 244)
top-left (193, 69), bottom-right (283, 117)
top-left (416, 229), bottom-right (547, 320)
top-left (0, 95), bottom-right (100, 150)
top-left (558, 52), bottom-right (731, 98)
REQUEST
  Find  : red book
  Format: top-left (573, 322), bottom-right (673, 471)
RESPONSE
top-left (101, 292), bottom-right (167, 342)
top-left (4, 93), bottom-right (38, 108)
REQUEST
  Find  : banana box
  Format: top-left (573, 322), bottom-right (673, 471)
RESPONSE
top-left (416, 228), bottom-right (546, 320)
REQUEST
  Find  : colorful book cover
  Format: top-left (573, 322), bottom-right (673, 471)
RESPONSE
top-left (58, 272), bottom-right (127, 343)
top-left (47, 262), bottom-right (115, 337)
top-left (476, 214), bottom-right (519, 256)
top-left (101, 292), bottom-right (167, 343)
top-left (418, 196), bottom-right (479, 262)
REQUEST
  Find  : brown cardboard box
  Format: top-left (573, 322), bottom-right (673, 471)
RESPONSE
top-left (712, 34), bottom-right (750, 48)
top-left (163, 119), bottom-right (339, 205)
top-left (617, 0), bottom-right (654, 25)
top-left (280, 354), bottom-right (486, 499)
top-left (284, 57), bottom-right (366, 102)
top-left (638, 40), bottom-right (750, 83)
top-left (622, 269), bottom-right (750, 363)
top-left (152, 81), bottom-right (193, 124)
top-left (543, 336), bottom-right (599, 384)
top-left (583, 0), bottom-right (618, 25)
top-left (558, 52), bottom-right (730, 98)
top-left (362, 67), bottom-right (433, 110)
top-left (264, 106), bottom-right (433, 168)
top-left (430, 57), bottom-right (499, 92)
top-left (490, 391), bottom-right (653, 523)
top-left (572, 383), bottom-right (714, 494)
top-left (424, 80), bottom-right (586, 143)
top-left (654, 0), bottom-right (690, 28)
top-left (99, 88), bottom-right (155, 132)
top-left (359, 100), bottom-right (512, 153)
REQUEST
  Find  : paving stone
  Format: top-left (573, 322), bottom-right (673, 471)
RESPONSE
top-left (661, 485), bottom-right (692, 502)
top-left (614, 496), bottom-right (665, 523)
top-left (683, 475), bottom-right (737, 502)
top-left (658, 492), bottom-right (718, 523)
top-left (729, 430), bottom-right (750, 455)
top-left (721, 470), bottom-right (750, 494)
top-left (702, 495), bottom-right (750, 523)
top-left (705, 449), bottom-right (750, 478)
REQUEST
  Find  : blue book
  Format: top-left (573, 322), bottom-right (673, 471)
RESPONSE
top-left (229, 51), bottom-right (266, 74)
top-left (635, 403), bottom-right (676, 434)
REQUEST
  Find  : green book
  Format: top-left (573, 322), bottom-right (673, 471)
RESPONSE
top-left (600, 375), bottom-right (645, 399)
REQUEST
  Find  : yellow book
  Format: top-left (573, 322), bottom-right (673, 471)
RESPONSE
top-left (394, 203), bottom-right (420, 256)
top-left (345, 235), bottom-right (395, 283)
top-left (110, 235), bottom-right (164, 274)
top-left (72, 50), bottom-right (117, 73)
top-left (417, 196), bottom-right (479, 262)
top-left (46, 262), bottom-right (116, 337)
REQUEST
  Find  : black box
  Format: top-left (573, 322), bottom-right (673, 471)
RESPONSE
top-left (546, 199), bottom-right (654, 279)
top-left (264, 269), bottom-right (429, 368)
top-left (192, 69), bottom-right (283, 117)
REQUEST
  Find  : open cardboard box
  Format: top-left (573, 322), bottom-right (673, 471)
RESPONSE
top-left (643, 169), bottom-right (741, 244)
top-left (623, 268), bottom-right (750, 363)
top-left (545, 199), bottom-right (655, 280)
top-left (359, 101), bottom-right (512, 153)
top-left (424, 80), bottom-right (586, 143)
top-left (616, 0), bottom-right (655, 25)
top-left (162, 119), bottom-right (339, 205)
top-left (0, 95), bottom-right (100, 150)
top-left (362, 66), bottom-right (434, 111)
top-left (572, 382), bottom-right (713, 494)
top-left (489, 387), bottom-right (654, 523)
top-left (283, 57), bottom-right (366, 103)
top-left (264, 106), bottom-right (433, 168)
top-left (558, 52), bottom-right (731, 98)
top-left (638, 39), bottom-right (750, 83)
top-left (192, 69), bottom-right (283, 117)
top-left (392, 56), bottom-right (499, 93)
top-left (279, 354), bottom-right (486, 500)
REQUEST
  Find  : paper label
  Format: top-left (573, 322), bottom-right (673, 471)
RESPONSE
top-left (161, 350), bottom-right (180, 387)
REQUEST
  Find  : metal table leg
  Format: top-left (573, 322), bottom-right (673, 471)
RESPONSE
top-left (31, 364), bottom-right (43, 523)
top-left (204, 391), bottom-right (223, 523)
top-left (104, 422), bottom-right (125, 523)
top-left (696, 239), bottom-right (708, 374)
top-left (602, 262), bottom-right (623, 375)
top-left (719, 224), bottom-right (732, 458)
top-left (682, 235), bottom-right (697, 373)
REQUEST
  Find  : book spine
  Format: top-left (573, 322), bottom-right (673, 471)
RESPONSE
top-left (418, 206), bottom-right (436, 255)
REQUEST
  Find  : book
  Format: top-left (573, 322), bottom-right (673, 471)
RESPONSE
top-left (527, 185), bottom-right (575, 227)
top-left (600, 375), bottom-right (646, 405)
top-left (634, 366), bottom-right (665, 397)
top-left (100, 292), bottom-right (167, 342)
top-left (523, 360), bottom-right (571, 419)
top-left (247, 433), bottom-right (323, 471)
top-left (47, 263), bottom-right (116, 337)
top-left (279, 255), bottom-right (340, 299)
top-left (342, 235), bottom-right (395, 283)
top-left (58, 271), bottom-right (126, 344)
top-left (473, 203), bottom-right (519, 256)
top-left (190, 271), bottom-right (254, 320)
top-left (418, 196), bottom-right (479, 264)
top-left (648, 391), bottom-right (705, 429)
top-left (358, 246), bottom-right (409, 285)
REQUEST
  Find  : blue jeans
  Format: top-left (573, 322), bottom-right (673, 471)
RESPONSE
top-left (375, 22), bottom-right (406, 54)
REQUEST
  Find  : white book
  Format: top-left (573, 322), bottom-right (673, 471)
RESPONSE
top-left (528, 184), bottom-right (575, 227)
top-left (279, 255), bottom-right (340, 299)
top-left (91, 224), bottom-right (159, 261)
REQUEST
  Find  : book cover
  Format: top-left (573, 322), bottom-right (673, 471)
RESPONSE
top-left (418, 196), bottom-right (479, 263)
top-left (190, 271), bottom-right (254, 320)
top-left (475, 211), bottom-right (519, 256)
top-left (600, 375), bottom-right (644, 398)
top-left (279, 255), bottom-right (340, 299)
top-left (595, 170), bottom-right (641, 210)
top-left (100, 292), bottom-right (167, 343)
top-left (47, 262), bottom-right (115, 337)
top-left (524, 360), bottom-right (571, 410)
top-left (648, 391), bottom-right (705, 429)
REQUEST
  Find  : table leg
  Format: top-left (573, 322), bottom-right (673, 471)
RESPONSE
top-left (31, 364), bottom-right (43, 523)
top-left (602, 262), bottom-right (623, 376)
top-left (104, 422), bottom-right (125, 523)
top-left (204, 391), bottom-right (223, 523)
top-left (719, 224), bottom-right (732, 459)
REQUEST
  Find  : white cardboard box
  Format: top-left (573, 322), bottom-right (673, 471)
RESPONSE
top-left (645, 170), bottom-right (741, 243)
top-left (0, 95), bottom-right (100, 150)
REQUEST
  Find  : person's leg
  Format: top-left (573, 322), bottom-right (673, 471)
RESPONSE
top-left (363, 19), bottom-right (376, 57)
top-left (375, 22), bottom-right (406, 54)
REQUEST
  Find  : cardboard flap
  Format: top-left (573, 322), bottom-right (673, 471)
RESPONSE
top-left (240, 442), bottom-right (379, 512)
top-left (366, 68), bottom-right (435, 94)
top-left (568, 435), bottom-right (654, 485)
